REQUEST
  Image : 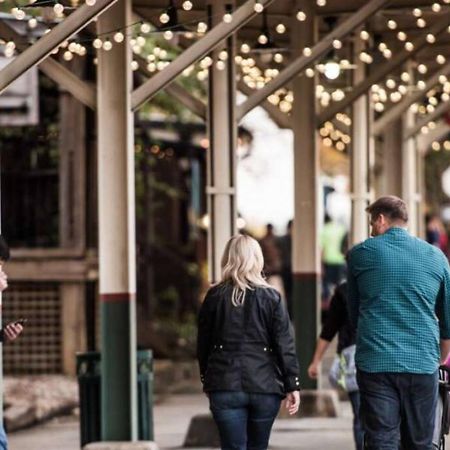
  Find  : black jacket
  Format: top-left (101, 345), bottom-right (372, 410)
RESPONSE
top-left (197, 283), bottom-right (300, 396)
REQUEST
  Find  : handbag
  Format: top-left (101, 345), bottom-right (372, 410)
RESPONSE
top-left (328, 344), bottom-right (358, 392)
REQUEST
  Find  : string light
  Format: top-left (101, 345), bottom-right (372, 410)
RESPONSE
top-left (28, 18), bottom-right (38, 29)
top-left (63, 51), bottom-right (73, 61)
top-left (296, 10), bottom-right (307, 21)
top-left (159, 12), bottom-right (170, 24)
top-left (397, 31), bottom-right (407, 41)
top-left (303, 47), bottom-right (312, 57)
top-left (197, 22), bottom-right (208, 34)
top-left (305, 68), bottom-right (315, 77)
top-left (103, 39), bottom-right (113, 51)
top-left (412, 8), bottom-right (422, 17)
top-left (360, 30), bottom-right (370, 40)
top-left (426, 33), bottom-right (436, 44)
top-left (114, 32), bottom-right (124, 43)
top-left (276, 23), bottom-right (286, 34)
top-left (417, 64), bottom-right (427, 74)
top-left (93, 38), bottom-right (103, 49)
top-left (437, 54), bottom-right (446, 64)
top-left (182, 1), bottom-right (193, 10)
top-left (223, 13), bottom-right (233, 23)
top-left (254, 1), bottom-right (264, 13)
top-left (432, 3), bottom-right (441, 12)
top-left (387, 20), bottom-right (397, 30)
top-left (405, 41), bottom-right (414, 51)
top-left (316, 0), bottom-right (326, 6)
top-left (140, 23), bottom-right (151, 34)
top-left (332, 39), bottom-right (342, 49)
top-left (86, 0), bottom-right (96, 5)
top-left (417, 18), bottom-right (426, 28)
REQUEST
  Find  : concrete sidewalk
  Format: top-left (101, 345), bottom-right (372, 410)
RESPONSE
top-left (9, 393), bottom-right (450, 450)
top-left (9, 393), bottom-right (354, 450)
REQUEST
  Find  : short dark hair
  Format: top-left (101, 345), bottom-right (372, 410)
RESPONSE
top-left (0, 236), bottom-right (10, 262)
top-left (366, 196), bottom-right (408, 223)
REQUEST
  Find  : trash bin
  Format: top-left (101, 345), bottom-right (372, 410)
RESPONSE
top-left (77, 350), bottom-right (154, 447)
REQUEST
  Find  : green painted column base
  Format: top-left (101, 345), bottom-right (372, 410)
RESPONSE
top-left (101, 294), bottom-right (137, 441)
top-left (293, 273), bottom-right (320, 390)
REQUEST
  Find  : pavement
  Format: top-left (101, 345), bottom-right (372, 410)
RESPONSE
top-left (8, 393), bottom-right (357, 450)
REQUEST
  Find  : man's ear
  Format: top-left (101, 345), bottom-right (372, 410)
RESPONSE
top-left (379, 214), bottom-right (387, 225)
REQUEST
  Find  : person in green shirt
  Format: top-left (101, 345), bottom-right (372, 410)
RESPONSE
top-left (320, 214), bottom-right (347, 301)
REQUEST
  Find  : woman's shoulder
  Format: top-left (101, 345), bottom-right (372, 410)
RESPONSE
top-left (253, 285), bottom-right (281, 302)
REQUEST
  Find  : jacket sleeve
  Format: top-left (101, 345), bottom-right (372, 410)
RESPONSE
top-left (436, 257), bottom-right (450, 340)
top-left (196, 291), bottom-right (213, 385)
top-left (271, 292), bottom-right (300, 392)
top-left (320, 284), bottom-right (346, 342)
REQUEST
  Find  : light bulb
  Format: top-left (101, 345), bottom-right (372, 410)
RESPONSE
top-left (197, 22), bottom-right (207, 33)
top-left (417, 18), bottom-right (426, 28)
top-left (182, 1), bottom-right (193, 10)
top-left (254, 2), bottom-right (264, 13)
top-left (223, 13), bottom-right (233, 23)
top-left (397, 31), bottom-right (407, 41)
top-left (216, 60), bottom-right (226, 70)
top-left (401, 72), bottom-right (410, 83)
top-left (316, 0), bottom-right (326, 6)
top-left (387, 20), bottom-right (397, 30)
top-left (432, 3), bottom-right (441, 12)
top-left (276, 23), bottom-right (286, 34)
top-left (103, 39), bottom-right (113, 51)
top-left (303, 47), bottom-right (312, 57)
top-left (28, 18), bottom-right (38, 29)
top-left (296, 10), bottom-right (306, 21)
top-left (324, 61), bottom-right (340, 80)
top-left (405, 41), bottom-right (414, 51)
top-left (241, 43), bottom-right (250, 53)
top-left (437, 54), bottom-right (446, 64)
top-left (219, 50), bottom-right (228, 61)
top-left (305, 68), bottom-right (315, 78)
top-left (426, 34), bottom-right (436, 44)
top-left (258, 34), bottom-right (268, 45)
top-left (68, 42), bottom-right (78, 52)
top-left (164, 30), bottom-right (173, 40)
top-left (93, 38), bottom-right (103, 49)
top-left (63, 51), bottom-right (73, 61)
top-left (159, 12), bottom-right (170, 24)
top-left (141, 23), bottom-right (151, 34)
top-left (332, 39), bottom-right (342, 49)
top-left (383, 49), bottom-right (392, 59)
top-left (114, 32), bottom-right (124, 43)
top-left (417, 64), bottom-right (427, 74)
top-left (53, 3), bottom-right (64, 15)
top-left (86, 0), bottom-right (96, 5)
top-left (131, 61), bottom-right (139, 71)
top-left (413, 8), bottom-right (422, 17)
top-left (360, 30), bottom-right (369, 40)
top-left (274, 53), bottom-right (283, 63)
top-left (12, 8), bottom-right (25, 20)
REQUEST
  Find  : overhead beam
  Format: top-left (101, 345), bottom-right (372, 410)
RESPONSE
top-left (131, 0), bottom-right (275, 111)
top-left (236, 0), bottom-right (391, 120)
top-left (317, 13), bottom-right (450, 125)
top-left (0, 19), bottom-right (96, 109)
top-left (404, 98), bottom-right (450, 140)
top-left (133, 53), bottom-right (206, 119)
top-left (0, 0), bottom-right (117, 94)
top-left (372, 62), bottom-right (450, 136)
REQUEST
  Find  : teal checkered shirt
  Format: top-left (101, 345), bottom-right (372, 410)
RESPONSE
top-left (348, 227), bottom-right (450, 374)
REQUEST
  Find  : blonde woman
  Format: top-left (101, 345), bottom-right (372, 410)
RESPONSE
top-left (197, 234), bottom-right (300, 450)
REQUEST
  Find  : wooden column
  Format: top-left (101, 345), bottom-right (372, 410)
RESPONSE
top-left (291, 0), bottom-right (320, 390)
top-left (206, 0), bottom-right (237, 283)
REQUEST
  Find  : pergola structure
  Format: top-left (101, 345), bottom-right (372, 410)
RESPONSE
top-left (1, 0), bottom-right (449, 441)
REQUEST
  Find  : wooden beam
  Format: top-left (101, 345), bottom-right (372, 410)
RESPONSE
top-left (237, 0), bottom-right (391, 119)
top-left (0, 0), bottom-right (118, 94)
top-left (131, 0), bottom-right (275, 110)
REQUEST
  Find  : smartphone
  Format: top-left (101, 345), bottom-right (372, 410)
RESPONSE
top-left (14, 318), bottom-right (28, 326)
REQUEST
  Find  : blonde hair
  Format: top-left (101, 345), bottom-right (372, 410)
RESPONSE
top-left (220, 234), bottom-right (270, 306)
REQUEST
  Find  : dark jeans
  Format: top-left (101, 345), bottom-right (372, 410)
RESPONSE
top-left (209, 391), bottom-right (282, 450)
top-left (357, 370), bottom-right (438, 450)
top-left (349, 390), bottom-right (364, 450)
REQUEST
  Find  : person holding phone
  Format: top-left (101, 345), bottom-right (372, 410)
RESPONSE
top-left (0, 236), bottom-right (24, 450)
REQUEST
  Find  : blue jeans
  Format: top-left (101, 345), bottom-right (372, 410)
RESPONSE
top-left (0, 423), bottom-right (8, 450)
top-left (349, 390), bottom-right (364, 450)
top-left (209, 391), bottom-right (282, 450)
top-left (357, 370), bottom-right (438, 450)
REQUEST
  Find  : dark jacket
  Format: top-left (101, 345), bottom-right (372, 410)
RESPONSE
top-left (197, 283), bottom-right (300, 396)
top-left (319, 282), bottom-right (355, 354)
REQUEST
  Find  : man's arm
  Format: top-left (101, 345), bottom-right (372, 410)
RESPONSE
top-left (436, 257), bottom-right (450, 362)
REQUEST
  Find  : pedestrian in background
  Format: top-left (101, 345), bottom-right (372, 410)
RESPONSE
top-left (277, 220), bottom-right (293, 318)
top-left (320, 214), bottom-right (347, 304)
top-left (197, 234), bottom-right (300, 450)
top-left (348, 196), bottom-right (450, 450)
top-left (308, 281), bottom-right (363, 450)
top-left (259, 224), bottom-right (284, 296)
top-left (0, 236), bottom-right (24, 450)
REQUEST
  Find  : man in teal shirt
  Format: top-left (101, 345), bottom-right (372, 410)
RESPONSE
top-left (348, 196), bottom-right (450, 450)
